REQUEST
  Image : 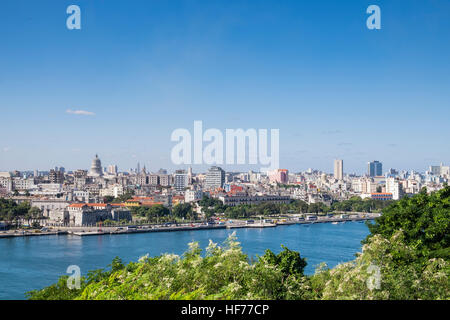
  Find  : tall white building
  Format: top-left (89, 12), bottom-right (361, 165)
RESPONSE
top-left (386, 177), bottom-right (403, 200)
top-left (334, 159), bottom-right (343, 180)
top-left (99, 184), bottom-right (124, 198)
top-left (205, 166), bottom-right (225, 190)
top-left (185, 189), bottom-right (203, 203)
top-left (0, 172), bottom-right (12, 193)
top-left (107, 165), bottom-right (118, 175)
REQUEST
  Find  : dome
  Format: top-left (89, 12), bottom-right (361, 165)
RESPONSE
top-left (88, 154), bottom-right (103, 177)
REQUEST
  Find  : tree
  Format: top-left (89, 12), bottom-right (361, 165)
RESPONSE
top-left (291, 200), bottom-right (308, 213)
top-left (113, 191), bottom-right (135, 203)
top-left (365, 186), bottom-right (450, 260)
top-left (173, 203), bottom-right (195, 220)
top-left (146, 205), bottom-right (170, 222)
top-left (29, 207), bottom-right (42, 219)
top-left (103, 196), bottom-right (115, 203)
top-left (260, 245), bottom-right (307, 278)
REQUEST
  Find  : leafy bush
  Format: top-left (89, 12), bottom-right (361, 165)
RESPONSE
top-left (366, 186), bottom-right (450, 260)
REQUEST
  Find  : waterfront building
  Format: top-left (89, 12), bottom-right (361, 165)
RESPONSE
top-left (31, 199), bottom-right (71, 217)
top-left (66, 203), bottom-right (131, 226)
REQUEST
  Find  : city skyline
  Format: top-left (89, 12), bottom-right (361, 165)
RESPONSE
top-left (1, 1), bottom-right (450, 173)
top-left (3, 153), bottom-right (447, 177)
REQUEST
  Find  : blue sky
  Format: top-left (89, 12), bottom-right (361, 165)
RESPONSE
top-left (0, 0), bottom-right (449, 174)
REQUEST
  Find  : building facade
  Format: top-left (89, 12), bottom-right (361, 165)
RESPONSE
top-left (334, 159), bottom-right (343, 180)
top-left (368, 161), bottom-right (383, 177)
top-left (205, 166), bottom-right (225, 190)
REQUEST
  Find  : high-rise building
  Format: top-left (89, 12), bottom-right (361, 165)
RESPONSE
top-left (174, 170), bottom-right (188, 191)
top-left (149, 174), bottom-right (159, 186)
top-left (159, 174), bottom-right (171, 186)
top-left (187, 166), bottom-right (193, 184)
top-left (107, 165), bottom-right (118, 175)
top-left (368, 161), bottom-right (382, 177)
top-left (429, 165), bottom-right (441, 175)
top-left (334, 159), bottom-right (343, 180)
top-left (268, 169), bottom-right (289, 184)
top-left (0, 172), bottom-right (13, 193)
top-left (49, 169), bottom-right (64, 184)
top-left (205, 166), bottom-right (225, 190)
top-left (386, 177), bottom-right (403, 200)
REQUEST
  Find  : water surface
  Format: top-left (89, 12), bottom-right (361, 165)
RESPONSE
top-left (0, 222), bottom-right (369, 299)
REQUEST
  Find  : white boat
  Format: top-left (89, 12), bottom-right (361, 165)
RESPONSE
top-left (331, 222), bottom-right (338, 225)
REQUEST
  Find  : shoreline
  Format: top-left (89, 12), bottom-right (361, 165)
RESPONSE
top-left (0, 215), bottom-right (376, 238)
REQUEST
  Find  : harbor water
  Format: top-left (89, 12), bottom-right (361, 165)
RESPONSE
top-left (0, 221), bottom-right (370, 299)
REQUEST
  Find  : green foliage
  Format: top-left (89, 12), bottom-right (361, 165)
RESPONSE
top-left (199, 196), bottom-right (227, 216)
top-left (103, 196), bottom-right (115, 203)
top-left (130, 204), bottom-right (171, 223)
top-left (259, 245), bottom-right (307, 278)
top-left (112, 191), bottom-right (135, 203)
top-left (26, 275), bottom-right (89, 300)
top-left (366, 186), bottom-right (450, 260)
top-left (331, 197), bottom-right (393, 213)
top-left (28, 234), bottom-right (311, 300)
top-left (173, 203), bottom-right (197, 220)
top-left (311, 231), bottom-right (450, 300)
top-left (0, 198), bottom-right (31, 221)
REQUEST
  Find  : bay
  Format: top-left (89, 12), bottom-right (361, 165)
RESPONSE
top-left (0, 221), bottom-right (370, 299)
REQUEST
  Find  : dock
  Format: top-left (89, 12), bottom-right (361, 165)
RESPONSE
top-left (0, 231), bottom-right (68, 238)
top-left (69, 224), bottom-right (227, 236)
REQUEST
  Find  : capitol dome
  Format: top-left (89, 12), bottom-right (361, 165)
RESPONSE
top-left (88, 154), bottom-right (103, 177)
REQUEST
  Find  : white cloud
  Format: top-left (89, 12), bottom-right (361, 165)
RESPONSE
top-left (2, 147), bottom-right (10, 152)
top-left (66, 109), bottom-right (95, 116)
